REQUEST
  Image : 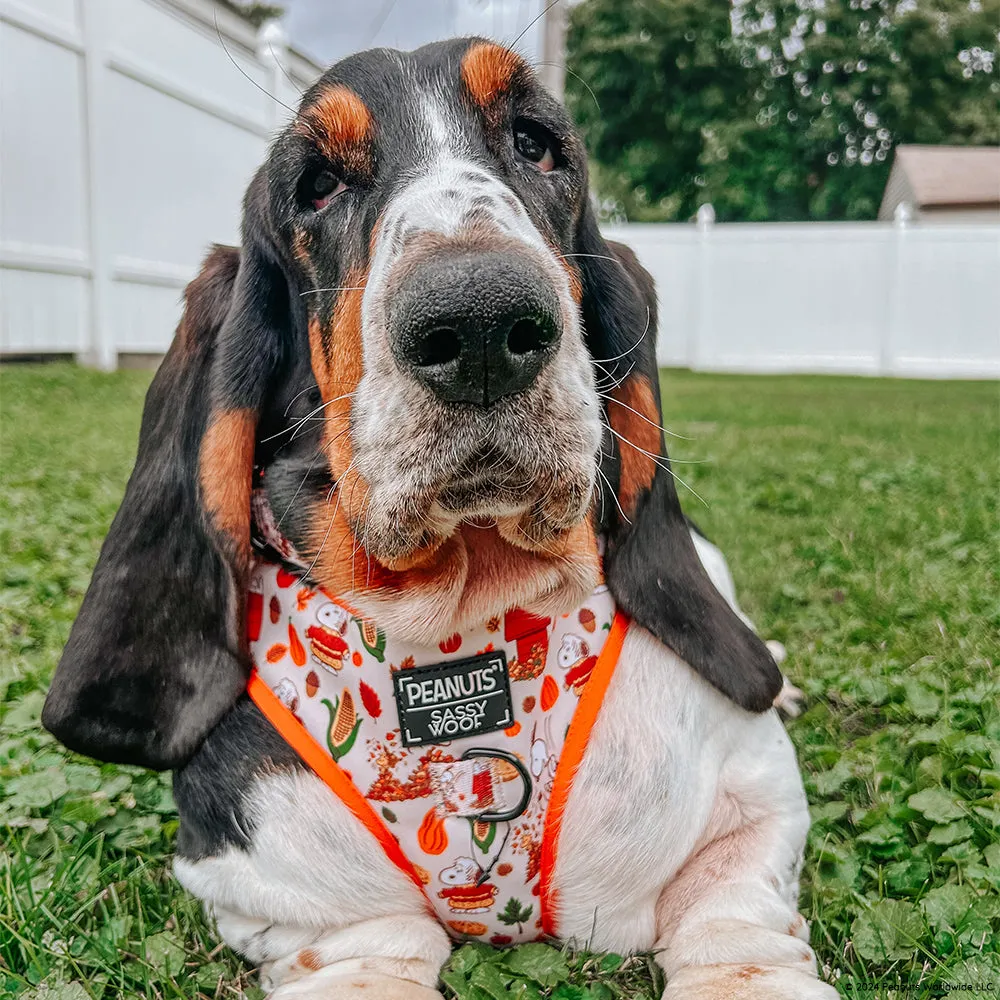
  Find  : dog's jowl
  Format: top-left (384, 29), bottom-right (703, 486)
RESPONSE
top-left (43, 37), bottom-right (836, 1000)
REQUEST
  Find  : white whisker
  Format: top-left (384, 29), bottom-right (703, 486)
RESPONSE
top-left (589, 305), bottom-right (651, 366)
top-left (605, 425), bottom-right (710, 508)
top-left (601, 394), bottom-right (692, 440)
top-left (595, 462), bottom-right (632, 526)
top-left (300, 457), bottom-right (356, 582)
top-left (593, 357), bottom-right (638, 393)
top-left (299, 285), bottom-right (368, 296)
top-left (260, 391), bottom-right (357, 444)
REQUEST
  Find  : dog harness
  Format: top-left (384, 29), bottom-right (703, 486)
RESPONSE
top-left (246, 505), bottom-right (629, 944)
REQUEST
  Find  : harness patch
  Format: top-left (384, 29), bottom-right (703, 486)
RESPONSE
top-left (393, 652), bottom-right (513, 747)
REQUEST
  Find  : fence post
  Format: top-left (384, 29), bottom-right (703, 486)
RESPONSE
top-left (257, 19), bottom-right (294, 131)
top-left (78, 0), bottom-right (116, 370)
top-left (691, 203), bottom-right (715, 370)
top-left (883, 201), bottom-right (912, 375)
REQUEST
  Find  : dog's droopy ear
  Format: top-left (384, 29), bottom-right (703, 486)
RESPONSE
top-left (577, 204), bottom-right (782, 712)
top-left (43, 174), bottom-right (295, 768)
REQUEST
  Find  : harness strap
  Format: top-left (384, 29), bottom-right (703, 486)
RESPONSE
top-left (248, 610), bottom-right (631, 940)
top-left (246, 670), bottom-right (429, 898)
top-left (538, 610), bottom-right (631, 937)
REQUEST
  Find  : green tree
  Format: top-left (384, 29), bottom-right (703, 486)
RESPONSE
top-left (567, 0), bottom-right (751, 221)
top-left (230, 1), bottom-right (285, 28)
top-left (567, 0), bottom-right (1000, 221)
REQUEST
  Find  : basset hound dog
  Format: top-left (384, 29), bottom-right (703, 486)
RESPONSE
top-left (43, 38), bottom-right (835, 1000)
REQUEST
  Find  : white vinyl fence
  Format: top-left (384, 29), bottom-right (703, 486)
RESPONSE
top-left (0, 0), bottom-right (319, 368)
top-left (605, 214), bottom-right (1000, 379)
top-left (1, 0), bottom-right (998, 378)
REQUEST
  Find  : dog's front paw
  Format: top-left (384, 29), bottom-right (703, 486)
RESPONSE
top-left (662, 963), bottom-right (839, 1000)
top-left (772, 674), bottom-right (805, 718)
top-left (267, 970), bottom-right (445, 1000)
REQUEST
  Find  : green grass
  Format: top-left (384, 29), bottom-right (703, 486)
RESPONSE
top-left (1, 364), bottom-right (998, 999)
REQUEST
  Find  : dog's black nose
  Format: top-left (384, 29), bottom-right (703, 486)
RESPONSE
top-left (389, 249), bottom-right (562, 406)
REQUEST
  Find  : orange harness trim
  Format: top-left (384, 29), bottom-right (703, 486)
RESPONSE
top-left (538, 611), bottom-right (630, 936)
top-left (248, 611), bottom-right (630, 938)
top-left (247, 671), bottom-right (429, 898)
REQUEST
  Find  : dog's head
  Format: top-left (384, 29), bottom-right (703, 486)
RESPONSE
top-left (43, 39), bottom-right (781, 769)
top-left (265, 41), bottom-right (606, 614)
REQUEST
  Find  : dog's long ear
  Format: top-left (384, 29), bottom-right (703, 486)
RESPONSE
top-left (577, 203), bottom-right (782, 712)
top-left (43, 172), bottom-right (295, 768)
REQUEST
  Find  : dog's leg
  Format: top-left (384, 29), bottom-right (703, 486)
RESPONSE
top-left (212, 910), bottom-right (450, 999)
top-left (652, 764), bottom-right (837, 1000)
top-left (174, 762), bottom-right (451, 1000)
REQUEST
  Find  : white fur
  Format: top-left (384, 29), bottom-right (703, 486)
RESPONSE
top-left (689, 530), bottom-right (754, 629)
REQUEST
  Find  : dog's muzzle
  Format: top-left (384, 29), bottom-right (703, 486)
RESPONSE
top-left (388, 247), bottom-right (561, 406)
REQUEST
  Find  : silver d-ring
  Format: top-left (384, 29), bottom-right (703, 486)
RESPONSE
top-left (461, 747), bottom-right (532, 823)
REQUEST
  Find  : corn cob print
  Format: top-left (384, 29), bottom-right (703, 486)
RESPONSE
top-left (355, 617), bottom-right (387, 662)
top-left (322, 690), bottom-right (362, 760)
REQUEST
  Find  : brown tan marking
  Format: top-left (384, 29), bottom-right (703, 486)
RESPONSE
top-left (291, 229), bottom-right (317, 285)
top-left (609, 375), bottom-right (661, 514)
top-left (306, 274), bottom-right (366, 478)
top-left (558, 256), bottom-right (583, 304)
top-left (309, 514), bottom-right (598, 636)
top-left (199, 408), bottom-right (256, 560)
top-left (296, 84), bottom-right (373, 174)
top-left (304, 271), bottom-right (393, 591)
top-left (296, 948), bottom-right (323, 972)
top-left (461, 41), bottom-right (523, 111)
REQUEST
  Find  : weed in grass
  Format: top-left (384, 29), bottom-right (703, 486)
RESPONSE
top-left (1, 365), bottom-right (997, 998)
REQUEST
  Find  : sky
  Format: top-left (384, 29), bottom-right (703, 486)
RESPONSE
top-left (281, 0), bottom-right (547, 68)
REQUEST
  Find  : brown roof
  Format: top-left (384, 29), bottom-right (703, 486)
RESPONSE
top-left (892, 145), bottom-right (1000, 207)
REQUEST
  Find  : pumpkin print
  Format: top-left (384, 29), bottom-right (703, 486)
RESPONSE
top-left (540, 675), bottom-right (559, 711)
top-left (417, 808), bottom-right (448, 855)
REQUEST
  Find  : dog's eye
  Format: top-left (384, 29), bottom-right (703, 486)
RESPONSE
top-left (513, 119), bottom-right (556, 173)
top-left (310, 170), bottom-right (347, 210)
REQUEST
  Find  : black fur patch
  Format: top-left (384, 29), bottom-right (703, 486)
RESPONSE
top-left (173, 697), bottom-right (303, 860)
top-left (43, 248), bottom-right (254, 769)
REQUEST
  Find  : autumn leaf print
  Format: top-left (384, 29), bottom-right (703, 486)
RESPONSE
top-left (359, 680), bottom-right (382, 719)
top-left (497, 897), bottom-right (533, 934)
